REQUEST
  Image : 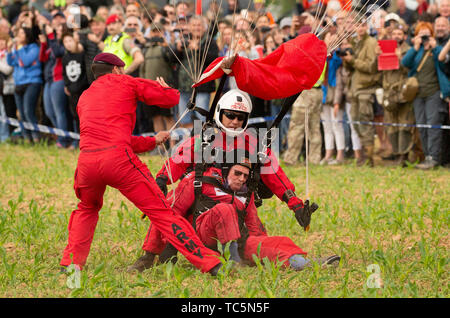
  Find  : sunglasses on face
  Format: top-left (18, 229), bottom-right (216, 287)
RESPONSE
top-left (223, 111), bottom-right (246, 121)
top-left (233, 170), bottom-right (249, 179)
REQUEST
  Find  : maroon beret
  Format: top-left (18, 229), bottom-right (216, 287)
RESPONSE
top-left (93, 53), bottom-right (125, 67)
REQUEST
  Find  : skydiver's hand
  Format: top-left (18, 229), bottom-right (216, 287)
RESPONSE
top-left (154, 131), bottom-right (171, 145)
top-left (288, 197), bottom-right (318, 231)
top-left (156, 76), bottom-right (170, 88)
top-left (221, 53), bottom-right (237, 70)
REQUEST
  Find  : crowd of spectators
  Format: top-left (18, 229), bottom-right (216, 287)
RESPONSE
top-left (0, 0), bottom-right (449, 169)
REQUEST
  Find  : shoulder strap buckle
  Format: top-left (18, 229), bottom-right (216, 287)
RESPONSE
top-left (193, 180), bottom-right (202, 188)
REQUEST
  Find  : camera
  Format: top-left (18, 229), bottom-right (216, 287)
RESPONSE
top-left (124, 27), bottom-right (136, 33)
top-left (421, 35), bottom-right (430, 43)
top-left (336, 47), bottom-right (353, 57)
top-left (260, 26), bottom-right (271, 33)
top-left (148, 36), bottom-right (164, 45)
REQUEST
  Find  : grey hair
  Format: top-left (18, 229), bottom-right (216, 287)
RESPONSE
top-left (125, 16), bottom-right (143, 32)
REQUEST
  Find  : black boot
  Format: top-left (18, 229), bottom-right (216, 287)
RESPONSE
top-left (127, 252), bottom-right (156, 273)
top-left (208, 263), bottom-right (223, 276)
top-left (308, 255), bottom-right (341, 268)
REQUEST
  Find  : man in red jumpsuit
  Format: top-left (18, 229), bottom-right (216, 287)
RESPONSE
top-left (128, 88), bottom-right (311, 271)
top-left (130, 153), bottom-right (340, 271)
top-left (60, 52), bottom-right (222, 275)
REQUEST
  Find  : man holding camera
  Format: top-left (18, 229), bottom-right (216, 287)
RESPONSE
top-left (342, 18), bottom-right (381, 167)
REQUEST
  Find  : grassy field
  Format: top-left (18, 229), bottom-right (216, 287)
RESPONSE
top-left (0, 142), bottom-right (448, 298)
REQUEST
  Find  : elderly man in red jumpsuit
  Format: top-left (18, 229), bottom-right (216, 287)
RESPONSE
top-left (131, 153), bottom-right (340, 271)
top-left (60, 52), bottom-right (221, 274)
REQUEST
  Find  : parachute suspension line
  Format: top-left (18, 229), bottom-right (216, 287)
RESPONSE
top-left (313, 0), bottom-right (322, 24)
top-left (305, 99), bottom-right (310, 201)
top-left (327, 0), bottom-right (374, 50)
top-left (158, 143), bottom-right (176, 208)
top-left (245, 0), bottom-right (277, 49)
top-left (227, 0), bottom-right (240, 58)
top-left (326, 0), bottom-right (390, 54)
top-left (137, 0), bottom-right (195, 82)
top-left (170, 0), bottom-right (197, 81)
top-left (198, 0), bottom-right (224, 82)
top-left (315, 0), bottom-right (357, 38)
top-left (313, 0), bottom-right (327, 35)
top-left (328, 2), bottom-right (389, 54)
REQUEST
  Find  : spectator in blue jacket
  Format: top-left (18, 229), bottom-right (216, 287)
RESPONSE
top-left (39, 20), bottom-right (70, 148)
top-left (402, 22), bottom-right (450, 169)
top-left (6, 27), bottom-right (42, 143)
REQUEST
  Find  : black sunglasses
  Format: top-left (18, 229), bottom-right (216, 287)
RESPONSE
top-left (233, 170), bottom-right (249, 178)
top-left (223, 111), bottom-right (246, 121)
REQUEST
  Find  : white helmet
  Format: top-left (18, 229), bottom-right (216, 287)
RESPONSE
top-left (214, 89), bottom-right (252, 137)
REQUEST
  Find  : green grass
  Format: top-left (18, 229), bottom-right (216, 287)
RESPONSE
top-left (0, 142), bottom-right (448, 298)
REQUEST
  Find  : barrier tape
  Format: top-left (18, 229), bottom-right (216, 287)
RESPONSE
top-left (247, 115), bottom-right (450, 130)
top-left (0, 116), bottom-right (195, 140)
top-left (1, 114), bottom-right (449, 142)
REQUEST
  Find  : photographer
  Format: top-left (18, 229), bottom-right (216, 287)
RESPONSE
top-left (81, 15), bottom-right (108, 84)
top-left (39, 18), bottom-right (71, 148)
top-left (7, 26), bottom-right (42, 143)
top-left (402, 22), bottom-right (450, 169)
top-left (140, 23), bottom-right (175, 142)
top-left (122, 15), bottom-right (145, 76)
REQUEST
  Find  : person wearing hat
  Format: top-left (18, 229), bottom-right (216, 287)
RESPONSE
top-left (60, 52), bottom-right (223, 275)
top-left (342, 17), bottom-right (381, 167)
top-left (129, 152), bottom-right (340, 272)
top-left (101, 14), bottom-right (144, 75)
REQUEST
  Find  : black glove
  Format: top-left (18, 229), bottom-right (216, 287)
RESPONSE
top-left (294, 200), bottom-right (319, 231)
top-left (155, 175), bottom-right (168, 196)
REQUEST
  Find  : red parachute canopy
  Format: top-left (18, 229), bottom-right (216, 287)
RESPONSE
top-left (193, 33), bottom-right (327, 100)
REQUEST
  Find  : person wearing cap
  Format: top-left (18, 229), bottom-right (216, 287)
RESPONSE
top-left (279, 17), bottom-right (292, 39)
top-left (384, 13), bottom-right (402, 38)
top-left (101, 14), bottom-right (144, 75)
top-left (81, 15), bottom-right (108, 84)
top-left (375, 22), bottom-right (416, 166)
top-left (342, 17), bottom-right (381, 167)
top-left (128, 155), bottom-right (340, 272)
top-left (59, 52), bottom-right (223, 275)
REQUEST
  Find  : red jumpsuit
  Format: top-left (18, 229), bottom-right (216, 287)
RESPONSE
top-left (60, 74), bottom-right (220, 273)
top-left (144, 167), bottom-right (306, 266)
top-left (141, 130), bottom-right (300, 253)
top-left (157, 130), bottom-right (296, 202)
